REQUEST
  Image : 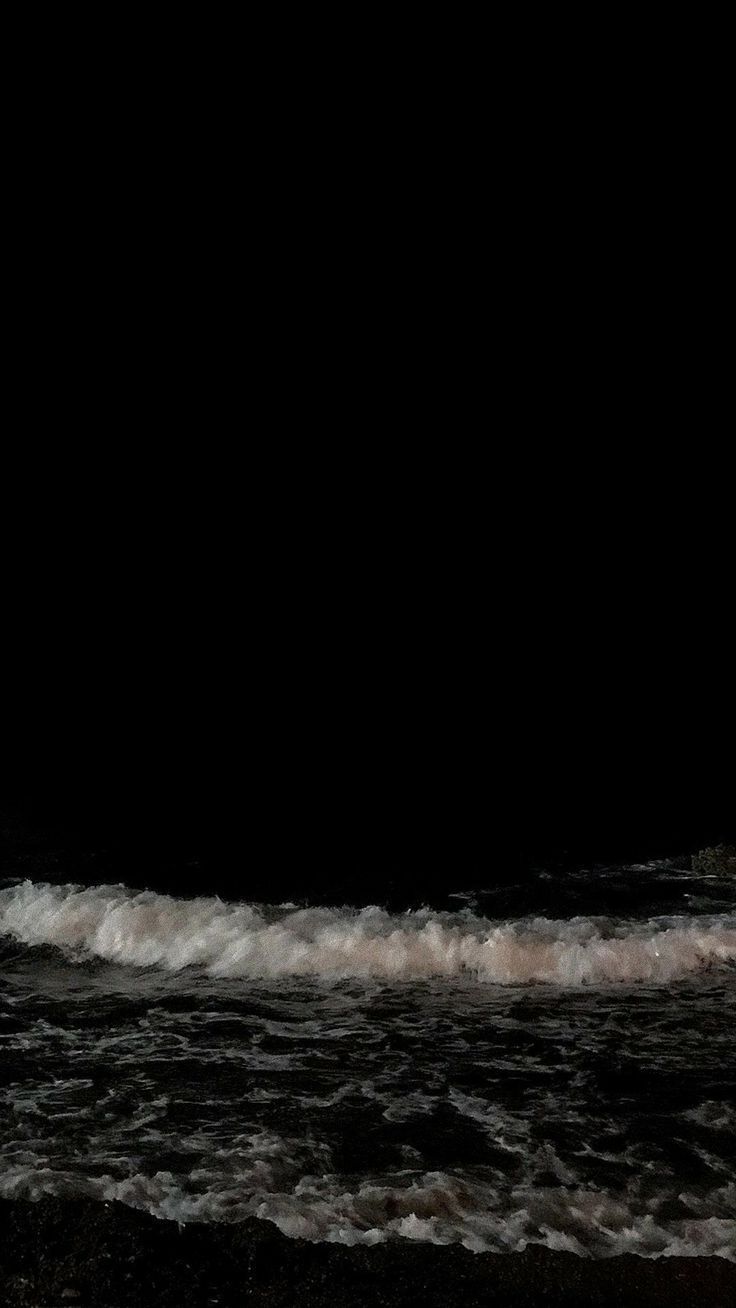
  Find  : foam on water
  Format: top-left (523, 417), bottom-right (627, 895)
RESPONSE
top-left (2, 882), bottom-right (736, 985)
top-left (1, 1153), bottom-right (734, 1259)
top-left (2, 875), bottom-right (735, 1260)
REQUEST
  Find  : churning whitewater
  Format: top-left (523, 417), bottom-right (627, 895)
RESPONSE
top-left (2, 881), bottom-right (736, 985)
top-left (1, 867), bottom-right (735, 1261)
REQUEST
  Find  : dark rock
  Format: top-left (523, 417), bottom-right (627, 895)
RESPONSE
top-left (692, 844), bottom-right (736, 874)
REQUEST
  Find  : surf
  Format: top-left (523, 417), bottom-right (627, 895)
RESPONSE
top-left (2, 881), bottom-right (736, 985)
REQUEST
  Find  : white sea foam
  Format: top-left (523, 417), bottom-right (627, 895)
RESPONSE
top-left (1, 1158), bottom-right (734, 1258)
top-left (2, 882), bottom-right (736, 985)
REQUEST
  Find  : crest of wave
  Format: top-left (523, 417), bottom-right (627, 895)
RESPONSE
top-left (1, 882), bottom-right (736, 985)
top-left (1, 1160), bottom-right (734, 1259)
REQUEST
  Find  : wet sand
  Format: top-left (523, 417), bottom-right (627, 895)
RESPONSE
top-left (1, 1198), bottom-right (733, 1307)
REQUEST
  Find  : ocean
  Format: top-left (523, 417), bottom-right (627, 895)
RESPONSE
top-left (1, 860), bottom-right (735, 1263)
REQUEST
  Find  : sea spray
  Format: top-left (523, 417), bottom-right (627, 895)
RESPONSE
top-left (2, 881), bottom-right (736, 985)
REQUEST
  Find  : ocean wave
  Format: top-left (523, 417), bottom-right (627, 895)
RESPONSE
top-left (1, 1158), bottom-right (734, 1259)
top-left (2, 882), bottom-right (736, 985)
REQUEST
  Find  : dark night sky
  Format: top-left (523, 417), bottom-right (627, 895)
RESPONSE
top-left (2, 0), bottom-right (732, 903)
top-left (3, 623), bottom-right (732, 904)
top-left (2, 472), bottom-right (732, 902)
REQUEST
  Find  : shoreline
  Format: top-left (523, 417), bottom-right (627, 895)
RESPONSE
top-left (1, 1198), bottom-right (734, 1307)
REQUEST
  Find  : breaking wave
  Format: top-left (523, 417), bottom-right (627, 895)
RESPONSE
top-left (1, 1151), bottom-right (734, 1259)
top-left (2, 881), bottom-right (736, 985)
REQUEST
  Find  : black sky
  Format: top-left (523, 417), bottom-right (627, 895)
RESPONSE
top-left (3, 625), bottom-right (732, 905)
top-left (2, 466), bottom-right (732, 903)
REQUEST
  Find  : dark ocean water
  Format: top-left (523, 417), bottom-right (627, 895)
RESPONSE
top-left (1, 862), bottom-right (735, 1259)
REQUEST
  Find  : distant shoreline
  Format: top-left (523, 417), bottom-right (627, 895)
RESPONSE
top-left (2, 1197), bottom-right (734, 1307)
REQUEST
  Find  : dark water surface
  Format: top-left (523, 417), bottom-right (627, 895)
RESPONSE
top-left (1, 862), bottom-right (735, 1259)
